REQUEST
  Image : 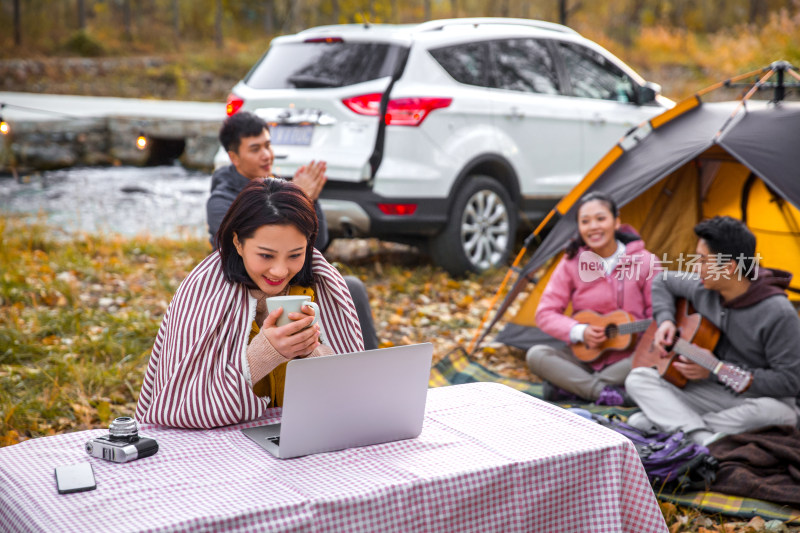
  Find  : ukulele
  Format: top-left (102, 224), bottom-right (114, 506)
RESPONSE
top-left (632, 298), bottom-right (753, 393)
top-left (570, 309), bottom-right (652, 362)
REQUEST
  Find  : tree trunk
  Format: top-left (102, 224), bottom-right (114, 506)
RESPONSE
top-left (669, 0), bottom-right (687, 27)
top-left (215, 0), bottom-right (223, 49)
top-left (77, 0), bottom-right (86, 29)
top-left (284, 0), bottom-right (299, 32)
top-left (748, 0), bottom-right (768, 24)
top-left (424, 0), bottom-right (431, 21)
top-left (264, 0), bottom-right (275, 33)
top-left (621, 0), bottom-right (645, 47)
top-left (331, 0), bottom-right (340, 24)
top-left (450, 0), bottom-right (458, 17)
top-left (559, 0), bottom-right (568, 26)
top-left (391, 0), bottom-right (398, 22)
top-left (13, 0), bottom-right (21, 46)
top-left (521, 0), bottom-right (531, 19)
top-left (173, 0), bottom-right (180, 42)
top-left (123, 0), bottom-right (132, 41)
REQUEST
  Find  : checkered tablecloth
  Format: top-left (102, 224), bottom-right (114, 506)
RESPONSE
top-left (0, 382), bottom-right (667, 532)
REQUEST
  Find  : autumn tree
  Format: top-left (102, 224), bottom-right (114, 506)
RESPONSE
top-left (78, 0), bottom-right (86, 30)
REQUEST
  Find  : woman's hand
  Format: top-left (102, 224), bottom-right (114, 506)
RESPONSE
top-left (653, 320), bottom-right (676, 357)
top-left (582, 325), bottom-right (607, 349)
top-left (262, 305), bottom-right (321, 359)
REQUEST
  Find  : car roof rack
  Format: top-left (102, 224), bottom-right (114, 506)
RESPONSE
top-left (413, 17), bottom-right (579, 35)
top-left (297, 23), bottom-right (416, 34)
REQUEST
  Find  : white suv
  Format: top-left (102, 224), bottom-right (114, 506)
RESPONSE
top-left (216, 18), bottom-right (673, 275)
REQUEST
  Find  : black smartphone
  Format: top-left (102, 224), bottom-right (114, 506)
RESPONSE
top-left (54, 463), bottom-right (97, 494)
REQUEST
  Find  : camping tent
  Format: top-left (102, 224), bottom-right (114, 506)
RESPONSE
top-left (471, 61), bottom-right (800, 353)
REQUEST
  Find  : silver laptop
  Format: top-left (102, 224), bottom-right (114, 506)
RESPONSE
top-left (241, 343), bottom-right (433, 459)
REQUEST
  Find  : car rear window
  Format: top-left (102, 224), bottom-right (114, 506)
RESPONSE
top-left (245, 41), bottom-right (404, 89)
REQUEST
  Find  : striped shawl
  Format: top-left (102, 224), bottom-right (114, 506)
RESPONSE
top-left (135, 249), bottom-right (364, 429)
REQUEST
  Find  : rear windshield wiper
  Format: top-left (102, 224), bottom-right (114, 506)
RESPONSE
top-left (286, 75), bottom-right (340, 88)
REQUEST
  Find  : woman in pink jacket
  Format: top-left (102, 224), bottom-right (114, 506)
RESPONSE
top-left (526, 192), bottom-right (659, 406)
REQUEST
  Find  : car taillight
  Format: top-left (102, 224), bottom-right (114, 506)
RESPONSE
top-left (342, 93), bottom-right (383, 116)
top-left (342, 94), bottom-right (453, 126)
top-left (226, 94), bottom-right (244, 116)
top-left (386, 97), bottom-right (452, 126)
top-left (378, 203), bottom-right (418, 216)
top-left (304, 37), bottom-right (344, 43)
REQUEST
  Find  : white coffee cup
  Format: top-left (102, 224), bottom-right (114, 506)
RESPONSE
top-left (266, 295), bottom-right (320, 328)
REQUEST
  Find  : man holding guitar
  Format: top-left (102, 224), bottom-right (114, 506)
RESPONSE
top-left (626, 216), bottom-right (800, 445)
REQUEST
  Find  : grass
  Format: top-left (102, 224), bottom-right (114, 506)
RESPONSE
top-left (0, 216), bottom-right (210, 444)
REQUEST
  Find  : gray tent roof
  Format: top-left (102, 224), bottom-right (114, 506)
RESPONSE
top-left (522, 100), bottom-right (800, 279)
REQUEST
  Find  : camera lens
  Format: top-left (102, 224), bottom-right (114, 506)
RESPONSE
top-left (108, 417), bottom-right (139, 441)
top-left (85, 442), bottom-right (93, 453)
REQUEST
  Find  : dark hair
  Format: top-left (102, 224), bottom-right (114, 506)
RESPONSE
top-left (217, 179), bottom-right (318, 289)
top-left (565, 192), bottom-right (622, 258)
top-left (694, 216), bottom-right (757, 279)
top-left (219, 111), bottom-right (269, 154)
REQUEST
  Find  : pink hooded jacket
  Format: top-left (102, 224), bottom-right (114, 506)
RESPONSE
top-left (535, 231), bottom-right (659, 370)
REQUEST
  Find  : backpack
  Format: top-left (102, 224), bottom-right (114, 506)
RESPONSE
top-left (589, 413), bottom-right (718, 493)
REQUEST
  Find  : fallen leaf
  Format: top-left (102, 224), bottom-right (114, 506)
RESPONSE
top-left (95, 401), bottom-right (112, 424)
top-left (42, 335), bottom-right (60, 346)
top-left (1, 430), bottom-right (20, 447)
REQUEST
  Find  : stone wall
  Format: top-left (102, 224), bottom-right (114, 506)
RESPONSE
top-left (1, 116), bottom-right (220, 171)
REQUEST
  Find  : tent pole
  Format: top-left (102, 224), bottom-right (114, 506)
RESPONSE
top-left (723, 69), bottom-right (776, 130)
top-left (741, 69), bottom-right (776, 103)
top-left (696, 67), bottom-right (768, 97)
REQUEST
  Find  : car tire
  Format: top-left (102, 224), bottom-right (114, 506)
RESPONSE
top-left (430, 176), bottom-right (517, 276)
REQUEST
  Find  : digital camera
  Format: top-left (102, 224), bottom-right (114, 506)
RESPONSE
top-left (85, 417), bottom-right (159, 463)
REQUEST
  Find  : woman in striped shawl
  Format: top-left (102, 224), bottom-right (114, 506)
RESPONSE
top-left (136, 179), bottom-right (364, 428)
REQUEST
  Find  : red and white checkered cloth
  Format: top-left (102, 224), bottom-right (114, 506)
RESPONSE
top-left (0, 383), bottom-right (667, 532)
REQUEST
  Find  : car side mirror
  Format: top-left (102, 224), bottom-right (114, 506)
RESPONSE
top-left (637, 82), bottom-right (661, 105)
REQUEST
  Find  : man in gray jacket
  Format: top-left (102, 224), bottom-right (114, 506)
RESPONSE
top-left (207, 111), bottom-right (378, 349)
top-left (626, 216), bottom-right (800, 445)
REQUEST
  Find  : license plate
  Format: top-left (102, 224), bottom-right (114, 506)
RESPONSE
top-left (271, 125), bottom-right (314, 146)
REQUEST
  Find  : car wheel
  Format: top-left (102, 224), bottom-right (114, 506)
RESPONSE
top-left (430, 176), bottom-right (517, 276)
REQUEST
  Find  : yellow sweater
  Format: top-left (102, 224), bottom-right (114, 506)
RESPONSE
top-left (248, 285), bottom-right (315, 407)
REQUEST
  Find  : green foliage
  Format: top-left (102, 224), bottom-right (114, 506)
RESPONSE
top-left (61, 30), bottom-right (106, 58)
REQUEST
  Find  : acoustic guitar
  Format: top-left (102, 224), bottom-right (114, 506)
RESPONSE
top-left (570, 309), bottom-right (652, 362)
top-left (632, 298), bottom-right (753, 393)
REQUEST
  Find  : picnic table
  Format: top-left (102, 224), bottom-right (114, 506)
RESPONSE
top-left (0, 382), bottom-right (667, 532)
